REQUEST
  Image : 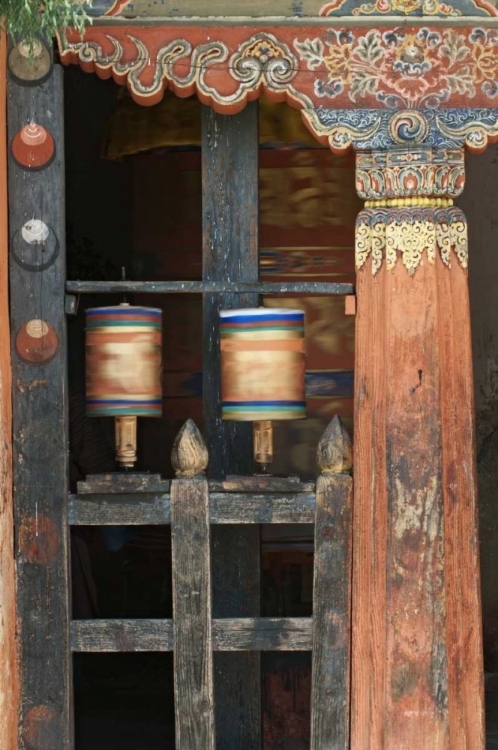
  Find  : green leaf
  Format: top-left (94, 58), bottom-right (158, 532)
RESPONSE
top-left (1, 0), bottom-right (92, 53)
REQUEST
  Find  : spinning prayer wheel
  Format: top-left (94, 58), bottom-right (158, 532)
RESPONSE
top-left (85, 303), bottom-right (163, 469)
top-left (220, 308), bottom-right (306, 472)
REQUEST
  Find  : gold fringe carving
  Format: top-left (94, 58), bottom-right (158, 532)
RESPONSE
top-left (355, 207), bottom-right (468, 275)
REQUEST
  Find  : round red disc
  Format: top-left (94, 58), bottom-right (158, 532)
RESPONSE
top-left (11, 124), bottom-right (55, 170)
top-left (15, 320), bottom-right (59, 364)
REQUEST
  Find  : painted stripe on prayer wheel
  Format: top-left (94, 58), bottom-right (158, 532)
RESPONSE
top-left (220, 308), bottom-right (306, 421)
top-left (85, 304), bottom-right (163, 418)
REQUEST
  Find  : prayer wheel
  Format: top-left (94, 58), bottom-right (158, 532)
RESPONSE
top-left (220, 308), bottom-right (306, 472)
top-left (85, 303), bottom-right (163, 469)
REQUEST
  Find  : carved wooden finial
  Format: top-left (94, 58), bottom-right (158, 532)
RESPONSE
top-left (317, 415), bottom-right (353, 474)
top-left (171, 419), bottom-right (209, 477)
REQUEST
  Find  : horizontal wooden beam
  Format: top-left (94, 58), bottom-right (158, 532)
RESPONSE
top-left (66, 280), bottom-right (353, 295)
top-left (68, 491), bottom-right (316, 525)
top-left (71, 618), bottom-right (312, 652)
top-left (77, 474), bottom-right (313, 495)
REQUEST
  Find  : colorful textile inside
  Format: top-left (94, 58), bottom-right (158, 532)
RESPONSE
top-left (220, 308), bottom-right (306, 421)
top-left (86, 304), bottom-right (163, 418)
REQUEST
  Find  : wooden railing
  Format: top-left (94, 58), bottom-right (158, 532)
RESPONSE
top-left (69, 416), bottom-right (353, 750)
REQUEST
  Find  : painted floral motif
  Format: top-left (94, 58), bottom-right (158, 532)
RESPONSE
top-left (350, 0), bottom-right (459, 15)
top-left (319, 0), bottom-right (498, 16)
top-left (295, 27), bottom-right (498, 108)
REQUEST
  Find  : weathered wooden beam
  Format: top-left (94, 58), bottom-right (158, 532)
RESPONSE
top-left (70, 618), bottom-right (313, 653)
top-left (77, 473), bottom-right (170, 494)
top-left (78, 473), bottom-right (313, 495)
top-left (210, 476), bottom-right (314, 492)
top-left (351, 219), bottom-right (485, 746)
top-left (66, 280), bottom-right (353, 295)
top-left (0, 32), bottom-right (18, 750)
top-left (171, 422), bottom-right (215, 750)
top-left (311, 416), bottom-right (353, 750)
top-left (202, 103), bottom-right (261, 750)
top-left (8, 65), bottom-right (72, 749)
top-left (68, 491), bottom-right (317, 525)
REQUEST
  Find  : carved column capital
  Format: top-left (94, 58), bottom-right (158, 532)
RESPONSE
top-left (354, 144), bottom-right (468, 275)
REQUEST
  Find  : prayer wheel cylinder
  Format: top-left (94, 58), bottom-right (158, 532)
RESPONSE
top-left (85, 303), bottom-right (163, 468)
top-left (220, 308), bottom-right (306, 471)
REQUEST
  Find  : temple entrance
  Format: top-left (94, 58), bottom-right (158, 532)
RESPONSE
top-left (63, 65), bottom-right (356, 748)
top-left (7, 35), bottom-right (498, 749)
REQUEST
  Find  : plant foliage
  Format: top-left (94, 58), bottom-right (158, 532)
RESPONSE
top-left (1, 0), bottom-right (91, 49)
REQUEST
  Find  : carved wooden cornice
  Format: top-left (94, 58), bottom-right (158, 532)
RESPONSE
top-left (58, 23), bottom-right (498, 153)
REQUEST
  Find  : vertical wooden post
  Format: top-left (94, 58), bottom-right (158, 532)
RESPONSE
top-left (351, 147), bottom-right (484, 748)
top-left (202, 104), bottom-right (261, 749)
top-left (0, 31), bottom-right (18, 750)
top-left (8, 64), bottom-right (72, 748)
top-left (171, 420), bottom-right (215, 750)
top-left (311, 416), bottom-right (353, 750)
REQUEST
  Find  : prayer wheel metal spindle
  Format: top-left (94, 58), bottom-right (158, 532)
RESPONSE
top-left (85, 303), bottom-right (163, 469)
top-left (220, 308), bottom-right (306, 474)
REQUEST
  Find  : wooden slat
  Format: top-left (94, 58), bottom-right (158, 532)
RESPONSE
top-left (68, 491), bottom-right (316, 525)
top-left (77, 473), bottom-right (310, 495)
top-left (0, 32), bottom-right (17, 750)
top-left (171, 476), bottom-right (215, 749)
top-left (71, 618), bottom-right (312, 652)
top-left (311, 473), bottom-right (353, 750)
top-left (77, 472), bottom-right (170, 494)
top-left (213, 617), bottom-right (311, 652)
top-left (66, 280), bottom-right (353, 295)
top-left (210, 476), bottom-right (314, 492)
top-left (68, 493), bottom-right (171, 524)
top-left (71, 619), bottom-right (174, 652)
top-left (202, 103), bottom-right (261, 750)
top-left (8, 66), bottom-right (72, 749)
top-left (209, 492), bottom-right (315, 523)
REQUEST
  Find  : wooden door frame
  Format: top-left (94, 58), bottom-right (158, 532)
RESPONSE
top-left (4, 12), bottom-right (498, 748)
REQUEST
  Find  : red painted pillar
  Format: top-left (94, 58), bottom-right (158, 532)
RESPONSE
top-left (0, 30), bottom-right (19, 750)
top-left (351, 146), bottom-right (485, 748)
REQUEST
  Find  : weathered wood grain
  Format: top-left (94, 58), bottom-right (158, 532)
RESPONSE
top-left (66, 280), bottom-right (353, 295)
top-left (68, 493), bottom-right (171, 524)
top-left (209, 492), bottom-right (316, 523)
top-left (201, 103), bottom-right (259, 478)
top-left (384, 262), bottom-right (447, 748)
top-left (77, 474), bottom-right (312, 495)
top-left (8, 66), bottom-right (72, 750)
top-left (77, 472), bottom-right (169, 494)
top-left (202, 103), bottom-right (261, 750)
top-left (171, 476), bottom-right (215, 750)
top-left (70, 618), bottom-right (313, 652)
top-left (213, 618), bottom-right (311, 652)
top-left (210, 476), bottom-right (314, 492)
top-left (351, 254), bottom-right (484, 748)
top-left (311, 473), bottom-right (352, 750)
top-left (0, 32), bottom-right (18, 750)
top-left (68, 491), bottom-right (317, 525)
top-left (71, 619), bottom-right (174, 652)
top-left (436, 254), bottom-right (485, 748)
top-left (351, 251), bottom-right (388, 750)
